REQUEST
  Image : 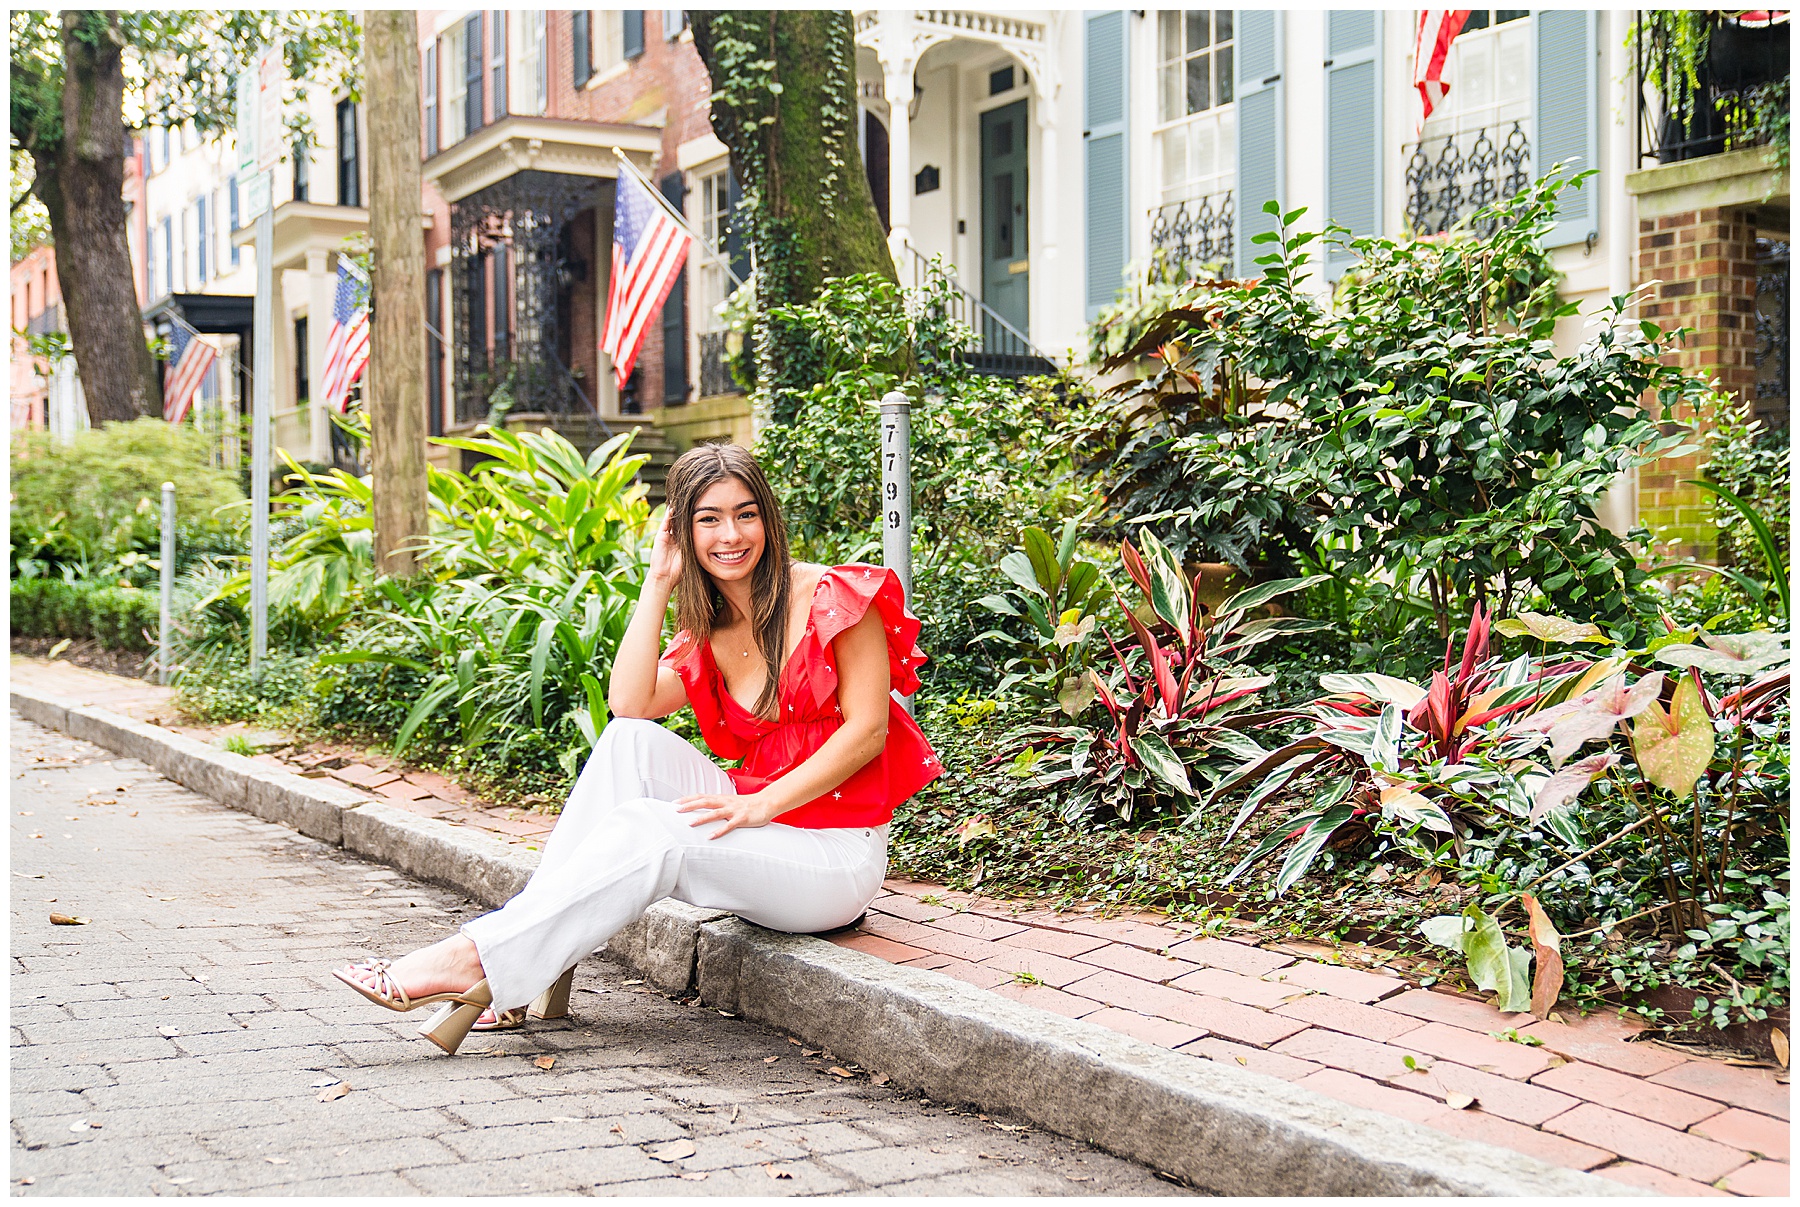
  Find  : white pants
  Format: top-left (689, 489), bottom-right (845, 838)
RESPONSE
top-left (462, 718), bottom-right (889, 1011)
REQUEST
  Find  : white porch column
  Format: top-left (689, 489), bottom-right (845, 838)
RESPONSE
top-left (305, 248), bottom-right (332, 462)
top-left (883, 56), bottom-right (915, 261)
top-left (1034, 93), bottom-right (1059, 342)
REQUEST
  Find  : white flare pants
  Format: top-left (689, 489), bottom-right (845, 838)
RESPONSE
top-left (462, 717), bottom-right (889, 1012)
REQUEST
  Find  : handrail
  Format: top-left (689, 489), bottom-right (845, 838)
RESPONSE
top-left (550, 355), bottom-right (612, 438)
top-left (900, 242), bottom-right (1058, 367)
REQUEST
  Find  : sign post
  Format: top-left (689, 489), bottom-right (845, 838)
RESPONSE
top-left (879, 390), bottom-right (914, 716)
top-left (240, 45), bottom-right (281, 679)
top-left (159, 482), bottom-right (175, 686)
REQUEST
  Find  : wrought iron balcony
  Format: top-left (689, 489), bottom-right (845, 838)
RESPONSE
top-left (1636, 11), bottom-right (1789, 166)
top-left (1402, 121), bottom-right (1532, 238)
top-left (1147, 191), bottom-right (1235, 282)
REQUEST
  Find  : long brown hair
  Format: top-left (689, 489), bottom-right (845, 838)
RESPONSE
top-left (664, 443), bottom-right (794, 719)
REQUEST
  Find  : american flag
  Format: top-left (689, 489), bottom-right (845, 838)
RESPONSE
top-left (1414, 10), bottom-right (1471, 129)
top-left (600, 169), bottom-right (692, 390)
top-left (162, 320), bottom-right (216, 424)
top-left (318, 256), bottom-right (371, 414)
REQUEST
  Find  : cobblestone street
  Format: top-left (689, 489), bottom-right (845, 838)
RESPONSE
top-left (9, 715), bottom-right (1191, 1196)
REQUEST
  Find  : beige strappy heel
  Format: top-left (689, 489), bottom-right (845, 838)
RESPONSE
top-left (416, 979), bottom-right (493, 1054)
top-left (471, 965), bottom-right (575, 1031)
top-left (529, 967), bottom-right (575, 1020)
top-left (332, 960), bottom-right (486, 1015)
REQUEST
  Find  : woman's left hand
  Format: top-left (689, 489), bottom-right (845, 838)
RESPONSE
top-left (675, 792), bottom-right (779, 839)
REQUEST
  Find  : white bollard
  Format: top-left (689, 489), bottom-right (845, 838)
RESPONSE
top-left (879, 390), bottom-right (914, 716)
top-left (159, 482), bottom-right (175, 685)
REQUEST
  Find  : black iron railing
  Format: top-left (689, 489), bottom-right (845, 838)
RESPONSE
top-left (902, 244), bottom-right (1056, 375)
top-left (1148, 191), bottom-right (1235, 282)
top-left (1755, 238), bottom-right (1789, 425)
top-left (1637, 11), bottom-right (1789, 166)
top-left (698, 330), bottom-right (741, 398)
top-left (1402, 121), bottom-right (1532, 237)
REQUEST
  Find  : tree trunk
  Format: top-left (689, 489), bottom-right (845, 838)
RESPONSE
top-left (364, 11), bottom-right (429, 577)
top-left (49, 11), bottom-right (160, 424)
top-left (690, 11), bottom-right (894, 424)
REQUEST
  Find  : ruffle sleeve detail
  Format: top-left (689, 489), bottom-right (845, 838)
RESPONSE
top-left (659, 629), bottom-right (699, 671)
top-left (798, 564), bottom-right (928, 711)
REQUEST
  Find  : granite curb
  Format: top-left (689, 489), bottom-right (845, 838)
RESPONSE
top-left (10, 685), bottom-right (1635, 1196)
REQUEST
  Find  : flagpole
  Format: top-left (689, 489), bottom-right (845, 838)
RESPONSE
top-left (611, 147), bottom-right (744, 289)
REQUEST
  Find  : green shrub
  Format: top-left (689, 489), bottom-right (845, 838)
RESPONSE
top-left (754, 269), bottom-right (1097, 695)
top-left (10, 578), bottom-right (159, 651)
top-left (173, 652), bottom-right (313, 723)
top-left (10, 418), bottom-right (246, 584)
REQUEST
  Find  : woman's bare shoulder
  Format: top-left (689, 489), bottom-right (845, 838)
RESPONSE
top-left (791, 562), bottom-right (830, 596)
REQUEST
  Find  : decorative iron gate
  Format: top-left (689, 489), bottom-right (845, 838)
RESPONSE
top-left (449, 170), bottom-right (606, 423)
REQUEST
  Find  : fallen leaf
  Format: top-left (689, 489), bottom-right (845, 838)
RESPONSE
top-left (623, 979), bottom-right (645, 986)
top-left (1546, 1055), bottom-right (1568, 1068)
top-left (49, 913), bottom-right (89, 926)
top-left (1772, 1028), bottom-right (1789, 1069)
top-left (990, 1121), bottom-right (1028, 1132)
top-left (678, 1172), bottom-right (709, 1181)
top-left (1521, 893), bottom-right (1565, 1019)
top-left (827, 1066), bottom-right (854, 1078)
top-left (68, 1119), bottom-right (96, 1132)
top-left (802, 1048), bottom-right (822, 1057)
top-left (763, 1165), bottom-right (793, 1180)
top-left (1066, 1174), bottom-right (1094, 1182)
top-left (13, 871), bottom-right (43, 878)
top-left (649, 1139), bottom-right (697, 1162)
top-left (717, 1010), bottom-right (736, 1018)
top-left (610, 1124), bottom-right (625, 1135)
top-left (264, 1156), bottom-right (289, 1165)
top-left (166, 1177), bottom-right (192, 1185)
top-left (764, 1055), bottom-right (780, 1064)
top-left (361, 887), bottom-right (376, 896)
top-left (1445, 1093), bottom-right (1478, 1110)
top-left (534, 1056), bottom-right (556, 1070)
top-left (1235, 1056), bottom-right (1248, 1066)
top-left (954, 813), bottom-right (998, 847)
top-left (870, 1072), bottom-right (890, 1086)
top-left (317, 1082), bottom-right (351, 1102)
top-left (158, 1026), bottom-right (180, 1038)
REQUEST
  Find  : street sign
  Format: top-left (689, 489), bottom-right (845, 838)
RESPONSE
top-left (234, 65), bottom-right (257, 175)
top-left (257, 45), bottom-right (284, 172)
top-left (879, 390), bottom-right (914, 715)
top-left (241, 169), bottom-right (272, 222)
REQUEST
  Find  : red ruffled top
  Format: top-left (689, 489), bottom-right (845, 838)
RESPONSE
top-left (659, 564), bottom-right (941, 828)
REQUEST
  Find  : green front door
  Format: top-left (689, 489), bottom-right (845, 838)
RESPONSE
top-left (979, 99), bottom-right (1029, 335)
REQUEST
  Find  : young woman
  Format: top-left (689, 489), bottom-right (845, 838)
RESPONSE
top-left (333, 443), bottom-right (940, 1053)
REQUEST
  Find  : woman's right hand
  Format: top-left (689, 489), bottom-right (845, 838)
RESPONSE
top-left (647, 511), bottom-right (683, 591)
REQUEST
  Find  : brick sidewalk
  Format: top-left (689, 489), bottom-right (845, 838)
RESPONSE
top-left (12, 655), bottom-right (1791, 1195)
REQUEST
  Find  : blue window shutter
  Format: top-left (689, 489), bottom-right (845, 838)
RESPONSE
top-left (1325, 11), bottom-right (1380, 279)
top-left (1234, 11), bottom-right (1285, 278)
top-left (624, 11), bottom-right (645, 59)
top-left (1536, 10), bottom-right (1597, 248)
top-left (1083, 10), bottom-right (1128, 320)
top-left (573, 12), bottom-right (591, 87)
top-left (465, 14), bottom-right (484, 135)
top-left (660, 171), bottom-right (689, 403)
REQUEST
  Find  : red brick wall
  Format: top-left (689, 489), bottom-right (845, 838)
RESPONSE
top-left (1636, 206), bottom-right (1761, 561)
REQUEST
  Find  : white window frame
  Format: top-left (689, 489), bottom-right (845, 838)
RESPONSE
top-left (1153, 10), bottom-right (1237, 207)
top-left (1418, 11), bottom-right (1534, 146)
top-left (592, 10), bottom-right (627, 82)
top-left (510, 11), bottom-right (548, 116)
top-left (691, 162), bottom-right (733, 335)
top-left (442, 22), bottom-right (468, 148)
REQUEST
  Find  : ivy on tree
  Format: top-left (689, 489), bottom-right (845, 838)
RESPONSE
top-left (689, 11), bottom-right (895, 425)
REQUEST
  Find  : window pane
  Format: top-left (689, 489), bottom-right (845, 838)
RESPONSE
top-left (1495, 11), bottom-right (1528, 24)
top-left (1187, 54), bottom-right (1210, 115)
top-left (1217, 46), bottom-right (1233, 105)
top-left (1158, 127), bottom-right (1188, 197)
top-left (1187, 10), bottom-right (1210, 52)
top-left (1464, 11), bottom-right (1490, 32)
top-left (1160, 62), bottom-right (1182, 123)
top-left (1214, 10), bottom-right (1232, 44)
top-left (1159, 10), bottom-right (1182, 62)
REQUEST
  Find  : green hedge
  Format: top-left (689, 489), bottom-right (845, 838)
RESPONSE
top-left (10, 578), bottom-right (159, 652)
